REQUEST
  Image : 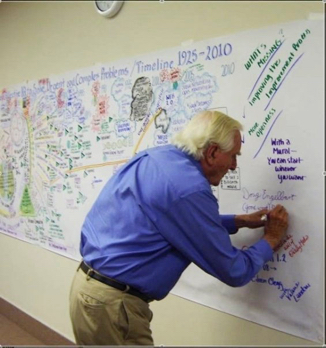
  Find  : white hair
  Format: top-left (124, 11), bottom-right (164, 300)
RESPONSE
top-left (171, 110), bottom-right (243, 160)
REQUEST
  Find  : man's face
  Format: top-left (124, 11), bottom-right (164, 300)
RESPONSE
top-left (205, 130), bottom-right (242, 186)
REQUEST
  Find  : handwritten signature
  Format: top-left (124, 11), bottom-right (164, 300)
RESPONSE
top-left (252, 275), bottom-right (311, 302)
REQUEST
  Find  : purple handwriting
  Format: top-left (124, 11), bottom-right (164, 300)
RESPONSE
top-left (252, 275), bottom-right (311, 302)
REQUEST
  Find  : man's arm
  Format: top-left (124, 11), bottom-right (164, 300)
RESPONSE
top-left (235, 209), bottom-right (268, 229)
top-left (219, 210), bottom-right (268, 235)
top-left (156, 191), bottom-right (277, 287)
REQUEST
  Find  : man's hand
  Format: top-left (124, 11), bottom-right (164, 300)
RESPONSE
top-left (235, 209), bottom-right (269, 229)
top-left (263, 204), bottom-right (288, 250)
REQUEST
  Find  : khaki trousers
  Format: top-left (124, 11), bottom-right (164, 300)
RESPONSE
top-left (69, 266), bottom-right (154, 345)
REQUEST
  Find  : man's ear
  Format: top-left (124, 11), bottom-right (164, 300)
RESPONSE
top-left (204, 143), bottom-right (220, 166)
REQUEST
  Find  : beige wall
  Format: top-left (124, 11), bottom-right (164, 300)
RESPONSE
top-left (0, 1), bottom-right (323, 345)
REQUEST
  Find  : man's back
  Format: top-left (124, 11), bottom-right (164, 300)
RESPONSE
top-left (80, 144), bottom-right (210, 300)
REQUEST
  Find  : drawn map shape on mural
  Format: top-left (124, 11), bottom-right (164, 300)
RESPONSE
top-left (154, 108), bottom-right (170, 134)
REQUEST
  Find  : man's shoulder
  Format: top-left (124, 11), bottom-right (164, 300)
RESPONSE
top-left (147, 145), bottom-right (209, 191)
top-left (146, 144), bottom-right (177, 155)
top-left (146, 144), bottom-right (193, 163)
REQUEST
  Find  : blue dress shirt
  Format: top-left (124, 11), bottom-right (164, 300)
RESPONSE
top-left (80, 144), bottom-right (273, 300)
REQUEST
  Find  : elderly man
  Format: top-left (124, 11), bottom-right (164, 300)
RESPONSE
top-left (69, 110), bottom-right (288, 345)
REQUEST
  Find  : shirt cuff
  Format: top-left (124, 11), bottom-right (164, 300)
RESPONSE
top-left (220, 214), bottom-right (238, 235)
top-left (253, 239), bottom-right (274, 263)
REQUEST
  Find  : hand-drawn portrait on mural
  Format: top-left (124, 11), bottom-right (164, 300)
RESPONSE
top-left (130, 77), bottom-right (153, 121)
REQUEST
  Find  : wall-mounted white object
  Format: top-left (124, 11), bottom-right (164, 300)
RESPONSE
top-left (94, 1), bottom-right (124, 17)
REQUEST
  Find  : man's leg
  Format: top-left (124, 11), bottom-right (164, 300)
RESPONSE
top-left (69, 266), bottom-right (154, 345)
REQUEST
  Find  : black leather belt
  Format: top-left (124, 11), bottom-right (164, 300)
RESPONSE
top-left (79, 261), bottom-right (153, 303)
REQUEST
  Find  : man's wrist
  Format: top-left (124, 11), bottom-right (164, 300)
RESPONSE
top-left (234, 215), bottom-right (247, 229)
top-left (263, 236), bottom-right (279, 250)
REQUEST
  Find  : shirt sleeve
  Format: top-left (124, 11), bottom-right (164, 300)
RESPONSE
top-left (155, 190), bottom-right (273, 287)
top-left (220, 214), bottom-right (238, 234)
